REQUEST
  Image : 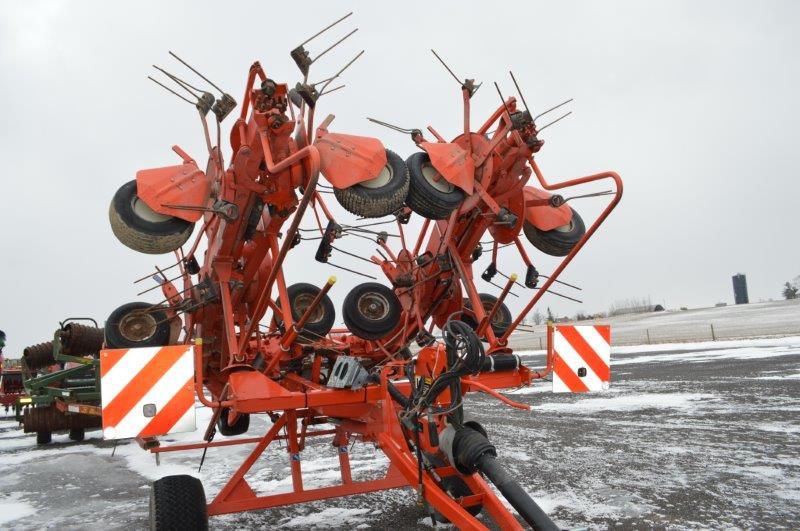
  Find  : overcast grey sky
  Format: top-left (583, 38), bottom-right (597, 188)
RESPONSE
top-left (1, 1), bottom-right (798, 357)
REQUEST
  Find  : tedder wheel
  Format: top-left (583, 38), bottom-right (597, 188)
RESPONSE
top-left (277, 283), bottom-right (336, 343)
top-left (342, 283), bottom-right (401, 340)
top-left (36, 431), bottom-right (51, 445)
top-left (405, 152), bottom-right (465, 220)
top-left (216, 407), bottom-right (250, 437)
top-left (433, 476), bottom-right (484, 523)
top-left (109, 180), bottom-right (194, 255)
top-left (149, 474), bottom-right (208, 531)
top-left (333, 149), bottom-right (409, 218)
top-left (68, 427), bottom-right (85, 442)
top-left (523, 207), bottom-right (586, 257)
top-left (460, 294), bottom-right (512, 339)
top-left (105, 302), bottom-right (172, 349)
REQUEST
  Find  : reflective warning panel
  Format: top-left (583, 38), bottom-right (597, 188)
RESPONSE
top-left (552, 325), bottom-right (611, 393)
top-left (100, 345), bottom-right (196, 440)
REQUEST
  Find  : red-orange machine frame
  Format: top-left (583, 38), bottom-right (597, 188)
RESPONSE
top-left (123, 20), bottom-right (622, 529)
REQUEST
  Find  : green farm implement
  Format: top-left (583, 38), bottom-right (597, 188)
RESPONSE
top-left (20, 319), bottom-right (104, 444)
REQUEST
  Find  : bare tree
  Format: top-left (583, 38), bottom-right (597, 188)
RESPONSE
top-left (608, 296), bottom-right (654, 316)
top-left (783, 281), bottom-right (799, 300)
top-left (531, 309), bottom-right (543, 325)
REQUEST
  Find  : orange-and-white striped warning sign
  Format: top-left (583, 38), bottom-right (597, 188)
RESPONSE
top-left (100, 345), bottom-right (196, 440)
top-left (552, 325), bottom-right (611, 393)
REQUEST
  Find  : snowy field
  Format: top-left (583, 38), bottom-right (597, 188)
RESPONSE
top-left (512, 299), bottom-right (800, 348)
top-left (0, 336), bottom-right (799, 529)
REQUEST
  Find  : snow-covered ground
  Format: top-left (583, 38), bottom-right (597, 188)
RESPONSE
top-left (511, 298), bottom-right (800, 347)
top-left (0, 336), bottom-right (798, 529)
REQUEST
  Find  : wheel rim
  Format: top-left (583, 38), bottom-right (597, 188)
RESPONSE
top-left (357, 292), bottom-right (390, 321)
top-left (553, 219), bottom-right (575, 233)
top-left (359, 164), bottom-right (393, 189)
top-left (421, 162), bottom-right (454, 193)
top-left (131, 195), bottom-right (172, 223)
top-left (292, 293), bottom-right (325, 324)
top-left (482, 301), bottom-right (506, 327)
top-left (118, 311), bottom-right (158, 342)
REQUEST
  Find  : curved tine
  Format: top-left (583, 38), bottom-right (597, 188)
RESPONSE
top-left (147, 76), bottom-right (195, 106)
top-left (321, 84), bottom-right (345, 96)
top-left (508, 71), bottom-right (530, 113)
top-left (533, 98), bottom-right (573, 122)
top-left (367, 117), bottom-right (415, 134)
top-left (564, 190), bottom-right (614, 202)
top-left (494, 82), bottom-right (513, 118)
top-left (299, 12), bottom-right (354, 48)
top-left (169, 51), bottom-right (224, 94)
top-left (431, 49), bottom-right (462, 85)
top-left (318, 50), bottom-right (364, 94)
top-left (537, 111), bottom-right (572, 133)
top-left (153, 65), bottom-right (204, 95)
top-left (311, 28), bottom-right (359, 65)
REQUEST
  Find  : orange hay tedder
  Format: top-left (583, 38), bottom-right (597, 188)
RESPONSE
top-left (101, 13), bottom-right (622, 530)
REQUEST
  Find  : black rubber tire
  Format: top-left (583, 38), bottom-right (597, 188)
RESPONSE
top-left (110, 180), bottom-right (194, 255)
top-left (36, 430), bottom-right (51, 445)
top-left (433, 476), bottom-right (483, 523)
top-left (278, 283), bottom-right (336, 343)
top-left (150, 474), bottom-right (208, 531)
top-left (405, 152), bottom-right (466, 220)
top-left (333, 149), bottom-right (409, 218)
top-left (342, 283), bottom-right (401, 340)
top-left (523, 207), bottom-right (586, 257)
top-left (216, 407), bottom-right (250, 436)
top-left (105, 302), bottom-right (172, 349)
top-left (460, 294), bottom-right (512, 339)
top-left (68, 427), bottom-right (85, 442)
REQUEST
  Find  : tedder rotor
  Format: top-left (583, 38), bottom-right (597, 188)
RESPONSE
top-left (100, 13), bottom-right (622, 530)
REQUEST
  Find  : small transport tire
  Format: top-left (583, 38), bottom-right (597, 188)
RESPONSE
top-left (110, 180), bottom-right (194, 255)
top-left (460, 294), bottom-right (512, 339)
top-left (150, 474), bottom-right (208, 531)
top-left (433, 476), bottom-right (483, 522)
top-left (216, 407), bottom-right (250, 437)
top-left (36, 430), bottom-right (51, 445)
top-left (523, 207), bottom-right (586, 256)
top-left (68, 427), bottom-right (85, 442)
top-left (333, 149), bottom-right (409, 218)
top-left (278, 283), bottom-right (336, 343)
top-left (105, 302), bottom-right (172, 349)
top-left (405, 152), bottom-right (465, 220)
top-left (342, 283), bottom-right (401, 340)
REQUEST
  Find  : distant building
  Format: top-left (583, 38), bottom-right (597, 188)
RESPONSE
top-left (732, 273), bottom-right (749, 304)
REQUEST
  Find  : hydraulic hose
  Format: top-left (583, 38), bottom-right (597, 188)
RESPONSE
top-left (477, 454), bottom-right (558, 531)
top-left (386, 380), bottom-right (411, 408)
top-left (444, 425), bottom-right (559, 530)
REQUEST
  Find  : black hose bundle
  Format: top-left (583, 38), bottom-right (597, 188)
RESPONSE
top-left (384, 320), bottom-right (486, 418)
top-left (442, 320), bottom-right (485, 375)
top-left (411, 320), bottom-right (485, 419)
